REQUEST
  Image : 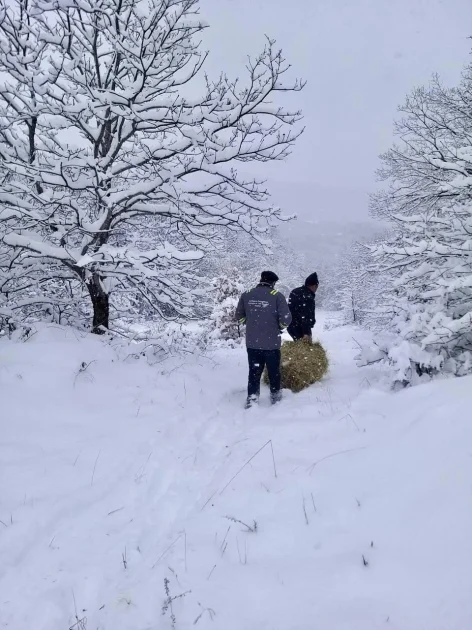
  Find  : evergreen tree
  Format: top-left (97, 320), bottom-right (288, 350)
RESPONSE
top-left (370, 68), bottom-right (472, 379)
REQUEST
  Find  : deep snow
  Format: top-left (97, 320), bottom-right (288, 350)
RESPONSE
top-left (1, 314), bottom-right (471, 630)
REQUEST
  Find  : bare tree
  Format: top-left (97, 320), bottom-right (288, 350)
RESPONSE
top-left (0, 0), bottom-right (304, 332)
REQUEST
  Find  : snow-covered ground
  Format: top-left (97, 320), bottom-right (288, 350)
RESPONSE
top-left (1, 313), bottom-right (471, 630)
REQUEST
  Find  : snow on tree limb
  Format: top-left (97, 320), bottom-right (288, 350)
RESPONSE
top-left (0, 0), bottom-right (304, 332)
top-left (369, 66), bottom-right (472, 381)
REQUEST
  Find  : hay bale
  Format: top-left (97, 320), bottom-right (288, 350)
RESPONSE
top-left (265, 340), bottom-right (329, 393)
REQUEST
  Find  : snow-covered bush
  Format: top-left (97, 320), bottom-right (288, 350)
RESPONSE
top-left (355, 334), bottom-right (443, 390)
top-left (206, 272), bottom-right (245, 346)
top-left (369, 68), bottom-right (472, 382)
top-left (0, 0), bottom-right (304, 334)
top-left (106, 320), bottom-right (208, 364)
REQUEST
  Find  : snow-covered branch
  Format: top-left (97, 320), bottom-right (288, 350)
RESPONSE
top-left (0, 0), bottom-right (304, 332)
top-left (369, 67), bottom-right (472, 381)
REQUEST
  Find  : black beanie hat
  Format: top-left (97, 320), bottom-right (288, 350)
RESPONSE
top-left (305, 272), bottom-right (319, 287)
top-left (260, 270), bottom-right (279, 284)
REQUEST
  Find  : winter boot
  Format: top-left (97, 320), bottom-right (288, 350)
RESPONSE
top-left (245, 394), bottom-right (259, 409)
top-left (270, 390), bottom-right (282, 405)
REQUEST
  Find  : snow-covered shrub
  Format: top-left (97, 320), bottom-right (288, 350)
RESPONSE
top-left (206, 272), bottom-right (245, 346)
top-left (368, 67), bottom-right (472, 383)
top-left (0, 286), bottom-right (11, 334)
top-left (372, 219), bottom-right (472, 379)
top-left (355, 334), bottom-right (443, 390)
top-left (107, 320), bottom-right (208, 364)
top-left (0, 312), bottom-right (14, 338)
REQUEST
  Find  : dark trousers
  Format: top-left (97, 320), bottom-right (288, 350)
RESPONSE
top-left (247, 348), bottom-right (281, 396)
top-left (287, 323), bottom-right (307, 341)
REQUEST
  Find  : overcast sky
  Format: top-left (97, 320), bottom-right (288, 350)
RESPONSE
top-left (202, 0), bottom-right (472, 222)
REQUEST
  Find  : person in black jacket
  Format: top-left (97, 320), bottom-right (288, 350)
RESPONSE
top-left (287, 273), bottom-right (319, 341)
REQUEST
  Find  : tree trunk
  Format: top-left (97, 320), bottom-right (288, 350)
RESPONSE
top-left (87, 272), bottom-right (109, 334)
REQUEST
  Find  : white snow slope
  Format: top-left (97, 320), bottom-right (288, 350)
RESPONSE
top-left (1, 314), bottom-right (471, 630)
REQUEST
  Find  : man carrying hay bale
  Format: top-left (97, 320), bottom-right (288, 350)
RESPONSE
top-left (235, 271), bottom-right (292, 409)
top-left (287, 273), bottom-right (319, 341)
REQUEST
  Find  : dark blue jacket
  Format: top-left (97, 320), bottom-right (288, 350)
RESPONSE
top-left (288, 286), bottom-right (316, 336)
top-left (235, 284), bottom-right (292, 350)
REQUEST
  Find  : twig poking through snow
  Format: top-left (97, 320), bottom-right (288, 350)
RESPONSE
top-left (207, 564), bottom-right (217, 580)
top-left (352, 337), bottom-right (363, 350)
top-left (135, 451), bottom-right (152, 483)
top-left (162, 578), bottom-right (190, 629)
top-left (70, 590), bottom-right (87, 630)
top-left (153, 533), bottom-right (184, 569)
top-left (184, 531), bottom-right (188, 572)
top-left (219, 440), bottom-right (277, 497)
top-left (193, 603), bottom-right (216, 625)
top-left (69, 616), bottom-right (87, 630)
top-left (107, 507), bottom-right (124, 516)
top-left (225, 516), bottom-right (257, 533)
top-left (91, 450), bottom-right (101, 486)
top-left (339, 413), bottom-right (360, 432)
top-left (270, 440), bottom-right (278, 478)
top-left (200, 490), bottom-right (217, 511)
top-left (308, 447), bottom-right (366, 475)
top-left (302, 496), bottom-right (309, 525)
top-left (220, 525), bottom-right (231, 553)
top-left (74, 360), bottom-right (96, 387)
top-left (168, 567), bottom-right (182, 588)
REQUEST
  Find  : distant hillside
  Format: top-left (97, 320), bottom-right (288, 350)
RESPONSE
top-left (267, 179), bottom-right (385, 265)
top-left (279, 217), bottom-right (385, 268)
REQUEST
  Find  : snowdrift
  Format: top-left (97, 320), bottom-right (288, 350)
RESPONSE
top-left (1, 316), bottom-right (471, 630)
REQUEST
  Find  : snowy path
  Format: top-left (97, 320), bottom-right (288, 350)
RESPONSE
top-left (1, 315), bottom-right (471, 630)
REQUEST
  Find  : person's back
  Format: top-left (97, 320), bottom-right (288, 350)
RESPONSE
top-left (288, 273), bottom-right (319, 341)
top-left (235, 271), bottom-right (291, 407)
top-left (238, 284), bottom-right (290, 350)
